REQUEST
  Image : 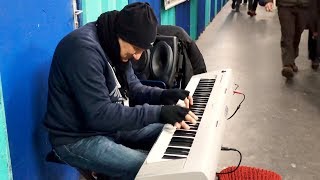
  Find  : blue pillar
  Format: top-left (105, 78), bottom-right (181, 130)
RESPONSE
top-left (175, 1), bottom-right (191, 34)
top-left (210, 0), bottom-right (216, 21)
top-left (197, 0), bottom-right (206, 37)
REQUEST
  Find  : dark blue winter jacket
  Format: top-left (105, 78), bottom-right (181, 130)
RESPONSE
top-left (44, 22), bottom-right (163, 147)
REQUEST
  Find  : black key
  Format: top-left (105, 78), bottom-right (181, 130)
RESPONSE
top-left (185, 121), bottom-right (199, 125)
top-left (191, 103), bottom-right (207, 106)
top-left (191, 109), bottom-right (204, 114)
top-left (193, 92), bottom-right (211, 96)
top-left (174, 130), bottom-right (196, 137)
top-left (162, 155), bottom-right (186, 159)
top-left (189, 126), bottom-right (198, 130)
top-left (169, 137), bottom-right (193, 147)
top-left (165, 147), bottom-right (190, 156)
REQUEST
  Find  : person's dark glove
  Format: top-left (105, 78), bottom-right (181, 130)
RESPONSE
top-left (160, 105), bottom-right (189, 125)
top-left (160, 89), bottom-right (190, 105)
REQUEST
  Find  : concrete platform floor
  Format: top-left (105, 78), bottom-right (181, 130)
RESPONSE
top-left (195, 1), bottom-right (320, 179)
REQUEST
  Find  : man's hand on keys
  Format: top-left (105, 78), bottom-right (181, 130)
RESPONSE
top-left (160, 105), bottom-right (198, 129)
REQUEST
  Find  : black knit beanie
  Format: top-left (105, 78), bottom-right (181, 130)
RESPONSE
top-left (116, 2), bottom-right (158, 49)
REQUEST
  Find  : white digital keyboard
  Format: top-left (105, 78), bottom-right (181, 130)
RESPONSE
top-left (135, 69), bottom-right (234, 180)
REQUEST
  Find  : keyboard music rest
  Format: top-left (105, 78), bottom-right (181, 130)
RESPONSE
top-left (136, 69), bottom-right (234, 180)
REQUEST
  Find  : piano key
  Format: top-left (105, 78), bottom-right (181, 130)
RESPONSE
top-left (188, 126), bottom-right (198, 130)
top-left (169, 139), bottom-right (193, 147)
top-left (193, 97), bottom-right (209, 99)
top-left (192, 103), bottom-right (208, 106)
top-left (194, 94), bottom-right (210, 97)
top-left (192, 100), bottom-right (208, 103)
top-left (196, 86), bottom-right (213, 88)
top-left (191, 104), bottom-right (207, 107)
top-left (192, 96), bottom-right (209, 100)
top-left (193, 93), bottom-right (211, 97)
top-left (194, 113), bottom-right (204, 116)
top-left (197, 83), bottom-right (215, 86)
top-left (197, 83), bottom-right (213, 85)
top-left (193, 101), bottom-right (206, 104)
top-left (190, 109), bottom-right (206, 112)
top-left (165, 147), bottom-right (190, 156)
top-left (184, 122), bottom-right (199, 126)
top-left (174, 129), bottom-right (198, 133)
top-left (193, 96), bottom-right (210, 98)
top-left (196, 86), bottom-right (214, 89)
top-left (195, 88), bottom-right (213, 91)
top-left (191, 107), bottom-right (206, 110)
top-left (199, 79), bottom-right (215, 82)
top-left (186, 128), bottom-right (198, 132)
top-left (199, 78), bottom-right (215, 82)
top-left (193, 99), bottom-right (209, 103)
top-left (172, 135), bottom-right (195, 139)
top-left (193, 91), bottom-right (211, 95)
top-left (174, 130), bottom-right (196, 137)
top-left (162, 155), bottom-right (187, 160)
top-left (191, 103), bottom-right (207, 106)
top-left (187, 126), bottom-right (199, 130)
top-left (193, 108), bottom-right (205, 111)
top-left (194, 88), bottom-right (212, 92)
top-left (171, 137), bottom-right (194, 142)
top-left (185, 121), bottom-right (200, 125)
top-left (179, 124), bottom-right (199, 130)
top-left (193, 98), bottom-right (209, 101)
top-left (191, 106), bottom-right (207, 109)
top-left (195, 87), bottom-right (210, 90)
top-left (190, 108), bottom-right (204, 111)
top-left (191, 111), bottom-right (205, 114)
top-left (191, 109), bottom-right (205, 113)
top-left (196, 84), bottom-right (214, 87)
top-left (197, 87), bottom-right (214, 90)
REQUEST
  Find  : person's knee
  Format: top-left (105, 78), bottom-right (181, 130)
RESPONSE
top-left (115, 151), bottom-right (146, 177)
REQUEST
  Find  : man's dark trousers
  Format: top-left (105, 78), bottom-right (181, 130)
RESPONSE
top-left (278, 6), bottom-right (309, 66)
top-left (308, 30), bottom-right (320, 60)
top-left (232, 0), bottom-right (242, 10)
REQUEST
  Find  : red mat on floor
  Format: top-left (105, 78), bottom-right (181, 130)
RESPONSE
top-left (217, 166), bottom-right (282, 180)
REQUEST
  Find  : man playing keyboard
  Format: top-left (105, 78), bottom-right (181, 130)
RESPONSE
top-left (44, 2), bottom-right (197, 180)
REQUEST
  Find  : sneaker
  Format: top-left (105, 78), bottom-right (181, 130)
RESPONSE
top-left (281, 66), bottom-right (294, 79)
top-left (311, 60), bottom-right (319, 70)
top-left (292, 63), bottom-right (298, 72)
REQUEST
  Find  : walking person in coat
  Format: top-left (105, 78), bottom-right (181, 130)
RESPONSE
top-left (265, 0), bottom-right (312, 79)
top-left (308, 0), bottom-right (320, 70)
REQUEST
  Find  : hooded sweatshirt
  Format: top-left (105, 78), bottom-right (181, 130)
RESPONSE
top-left (44, 11), bottom-right (163, 147)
